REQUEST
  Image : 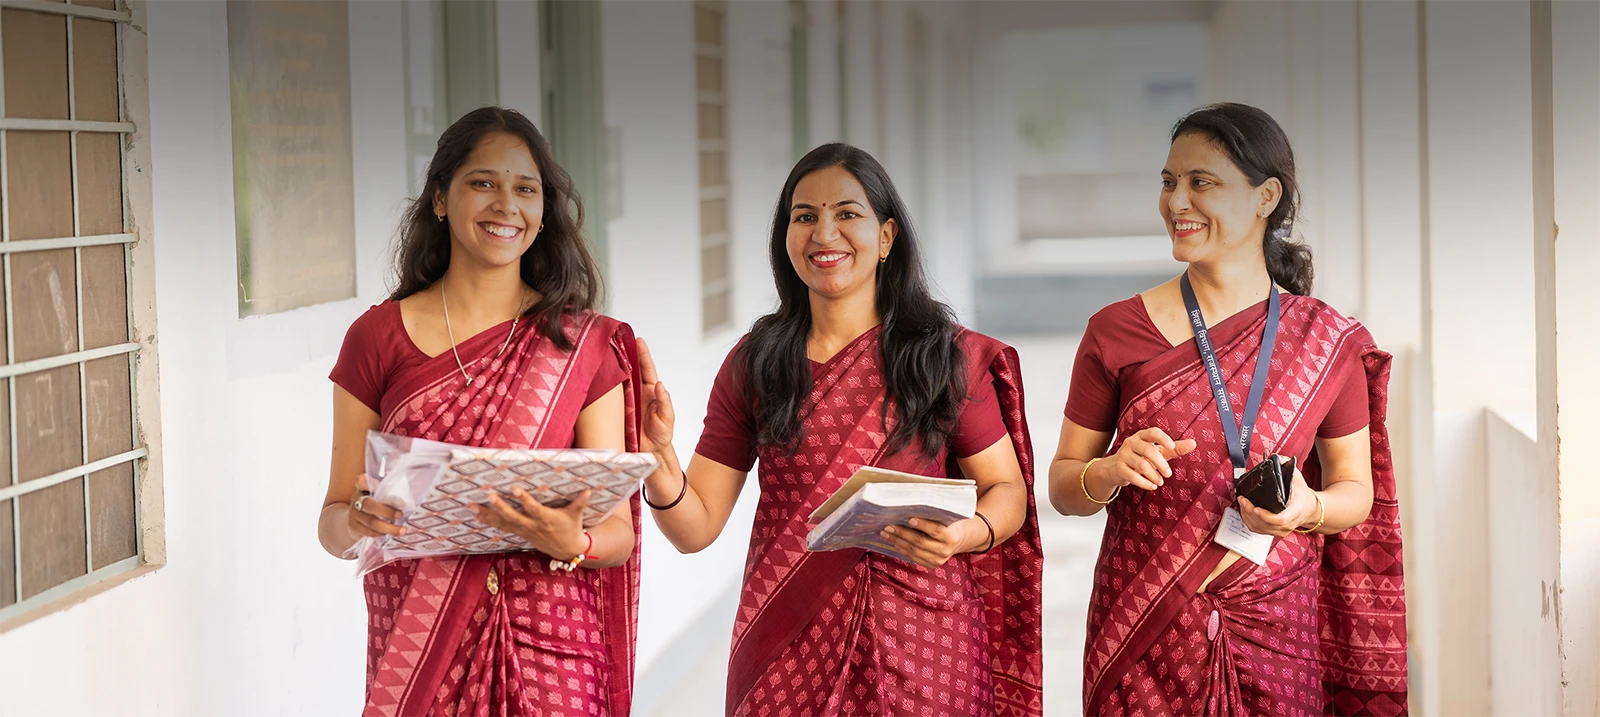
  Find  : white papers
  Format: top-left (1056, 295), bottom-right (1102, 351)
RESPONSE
top-left (805, 466), bottom-right (977, 563)
top-left (348, 431), bottom-right (657, 575)
top-left (1213, 507), bottom-right (1275, 566)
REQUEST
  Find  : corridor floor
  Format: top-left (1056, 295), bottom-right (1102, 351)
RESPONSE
top-left (643, 334), bottom-right (1106, 717)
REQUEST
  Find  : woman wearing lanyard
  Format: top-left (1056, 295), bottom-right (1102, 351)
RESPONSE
top-left (1048, 103), bottom-right (1408, 716)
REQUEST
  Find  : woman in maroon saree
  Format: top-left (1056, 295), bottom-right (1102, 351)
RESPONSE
top-left (637, 144), bottom-right (1044, 716)
top-left (319, 107), bottom-right (641, 717)
top-left (1049, 104), bottom-right (1408, 717)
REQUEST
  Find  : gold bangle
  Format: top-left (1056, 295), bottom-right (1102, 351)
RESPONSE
top-left (1295, 491), bottom-right (1326, 533)
top-left (1080, 457), bottom-right (1119, 505)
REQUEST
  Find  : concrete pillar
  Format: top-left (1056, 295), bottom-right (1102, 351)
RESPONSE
top-left (1551, 1), bottom-right (1600, 713)
top-left (1420, 2), bottom-right (1540, 714)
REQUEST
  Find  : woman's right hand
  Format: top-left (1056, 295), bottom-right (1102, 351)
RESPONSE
top-left (1097, 427), bottom-right (1197, 493)
top-left (347, 474), bottom-right (407, 539)
top-left (636, 338), bottom-right (675, 454)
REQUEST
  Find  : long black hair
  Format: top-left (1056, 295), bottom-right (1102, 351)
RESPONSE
top-left (1171, 102), bottom-right (1315, 296)
top-left (740, 143), bottom-right (965, 457)
top-left (390, 106), bottom-right (602, 350)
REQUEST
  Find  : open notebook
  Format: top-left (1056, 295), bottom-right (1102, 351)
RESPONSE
top-left (805, 466), bottom-right (977, 563)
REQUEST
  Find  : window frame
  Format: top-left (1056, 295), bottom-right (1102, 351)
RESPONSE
top-left (0, 0), bottom-right (165, 631)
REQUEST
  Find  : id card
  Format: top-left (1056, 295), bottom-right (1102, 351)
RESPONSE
top-left (1214, 507), bottom-right (1274, 566)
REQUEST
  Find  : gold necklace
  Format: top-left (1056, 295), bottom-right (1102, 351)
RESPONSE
top-left (441, 287), bottom-right (524, 387)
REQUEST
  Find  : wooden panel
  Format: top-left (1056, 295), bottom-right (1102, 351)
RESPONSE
top-left (79, 244), bottom-right (128, 349)
top-left (73, 0), bottom-right (120, 9)
top-left (696, 56), bottom-right (722, 93)
top-left (702, 289), bottom-right (730, 331)
top-left (0, 500), bottom-right (13, 608)
top-left (699, 197), bottom-right (727, 237)
top-left (697, 104), bottom-right (724, 140)
top-left (88, 461), bottom-right (135, 569)
top-left (701, 245), bottom-right (728, 284)
top-left (83, 354), bottom-right (131, 462)
top-left (18, 477), bottom-right (86, 600)
top-left (0, 381), bottom-right (9, 485)
top-left (6, 132), bottom-right (75, 241)
top-left (699, 150), bottom-right (727, 188)
top-left (76, 132), bottom-right (125, 235)
top-left (15, 365), bottom-right (82, 482)
top-left (2, 9), bottom-right (69, 120)
top-left (693, 4), bottom-right (723, 46)
top-left (72, 18), bottom-right (120, 122)
top-left (11, 249), bottom-right (79, 363)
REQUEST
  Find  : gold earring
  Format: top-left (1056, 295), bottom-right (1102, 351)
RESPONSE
top-left (879, 256), bottom-right (887, 264)
top-left (436, 213), bottom-right (445, 222)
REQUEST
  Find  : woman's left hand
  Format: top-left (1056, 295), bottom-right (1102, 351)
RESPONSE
top-left (471, 487), bottom-right (591, 560)
top-left (1238, 468), bottom-right (1320, 537)
top-left (881, 517), bottom-right (977, 568)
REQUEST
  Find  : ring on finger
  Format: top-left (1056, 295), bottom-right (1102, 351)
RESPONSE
top-left (352, 491), bottom-right (370, 514)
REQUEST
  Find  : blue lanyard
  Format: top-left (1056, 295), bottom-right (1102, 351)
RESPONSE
top-left (1180, 272), bottom-right (1281, 470)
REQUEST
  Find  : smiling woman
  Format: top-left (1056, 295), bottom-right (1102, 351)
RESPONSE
top-left (317, 107), bottom-right (643, 717)
top-left (635, 143), bottom-right (1045, 717)
top-left (1048, 103), bottom-right (1408, 717)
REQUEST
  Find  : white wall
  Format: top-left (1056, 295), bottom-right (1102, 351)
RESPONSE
top-left (1208, 1), bottom-right (1365, 314)
top-left (1353, 4), bottom-right (1436, 714)
top-left (0, 2), bottom-right (413, 713)
top-left (599, 0), bottom-right (760, 684)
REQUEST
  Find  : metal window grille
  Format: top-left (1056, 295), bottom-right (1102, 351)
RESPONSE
top-left (0, 0), bottom-right (147, 625)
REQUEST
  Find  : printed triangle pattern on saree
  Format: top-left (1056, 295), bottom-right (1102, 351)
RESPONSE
top-left (360, 312), bottom-right (642, 717)
top-left (726, 327), bottom-right (1044, 717)
top-left (1082, 296), bottom-right (1407, 717)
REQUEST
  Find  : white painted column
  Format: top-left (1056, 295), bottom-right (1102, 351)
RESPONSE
top-left (724, 0), bottom-right (791, 330)
top-left (841, 0), bottom-right (881, 154)
top-left (1420, 2), bottom-right (1539, 714)
top-left (1551, 1), bottom-right (1600, 714)
top-left (1355, 3), bottom-right (1433, 713)
top-left (495, 0), bottom-right (541, 121)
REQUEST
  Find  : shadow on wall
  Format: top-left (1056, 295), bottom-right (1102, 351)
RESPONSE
top-left (975, 273), bottom-right (1170, 336)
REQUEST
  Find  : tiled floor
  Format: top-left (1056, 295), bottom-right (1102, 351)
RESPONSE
top-left (643, 334), bottom-right (1105, 717)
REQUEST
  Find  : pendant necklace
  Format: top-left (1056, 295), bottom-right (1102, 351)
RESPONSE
top-left (442, 286), bottom-right (525, 387)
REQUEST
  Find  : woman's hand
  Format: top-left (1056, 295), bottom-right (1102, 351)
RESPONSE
top-left (880, 517), bottom-right (976, 569)
top-left (347, 474), bottom-right (407, 539)
top-left (636, 338), bottom-right (675, 454)
top-left (471, 487), bottom-right (591, 560)
top-left (1096, 427), bottom-right (1198, 494)
top-left (1238, 467), bottom-right (1319, 537)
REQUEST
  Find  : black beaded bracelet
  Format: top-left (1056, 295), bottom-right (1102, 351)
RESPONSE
top-left (644, 472), bottom-right (688, 511)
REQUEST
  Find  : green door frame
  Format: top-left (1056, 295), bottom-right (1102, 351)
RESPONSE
top-left (540, 0), bottom-right (610, 283)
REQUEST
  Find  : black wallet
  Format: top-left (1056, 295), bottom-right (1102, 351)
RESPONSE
top-left (1234, 454), bottom-right (1295, 514)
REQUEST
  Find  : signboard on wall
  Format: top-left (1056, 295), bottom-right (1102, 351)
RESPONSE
top-left (227, 0), bottom-right (357, 316)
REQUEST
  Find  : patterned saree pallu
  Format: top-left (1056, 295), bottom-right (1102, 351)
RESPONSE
top-left (350, 430), bottom-right (657, 575)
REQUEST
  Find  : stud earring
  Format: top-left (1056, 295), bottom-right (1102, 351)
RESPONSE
top-left (436, 213), bottom-right (445, 222)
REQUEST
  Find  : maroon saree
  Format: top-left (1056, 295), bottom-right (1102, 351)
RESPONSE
top-left (725, 327), bottom-right (1045, 717)
top-left (1082, 296), bottom-right (1407, 717)
top-left (355, 311), bottom-right (641, 717)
